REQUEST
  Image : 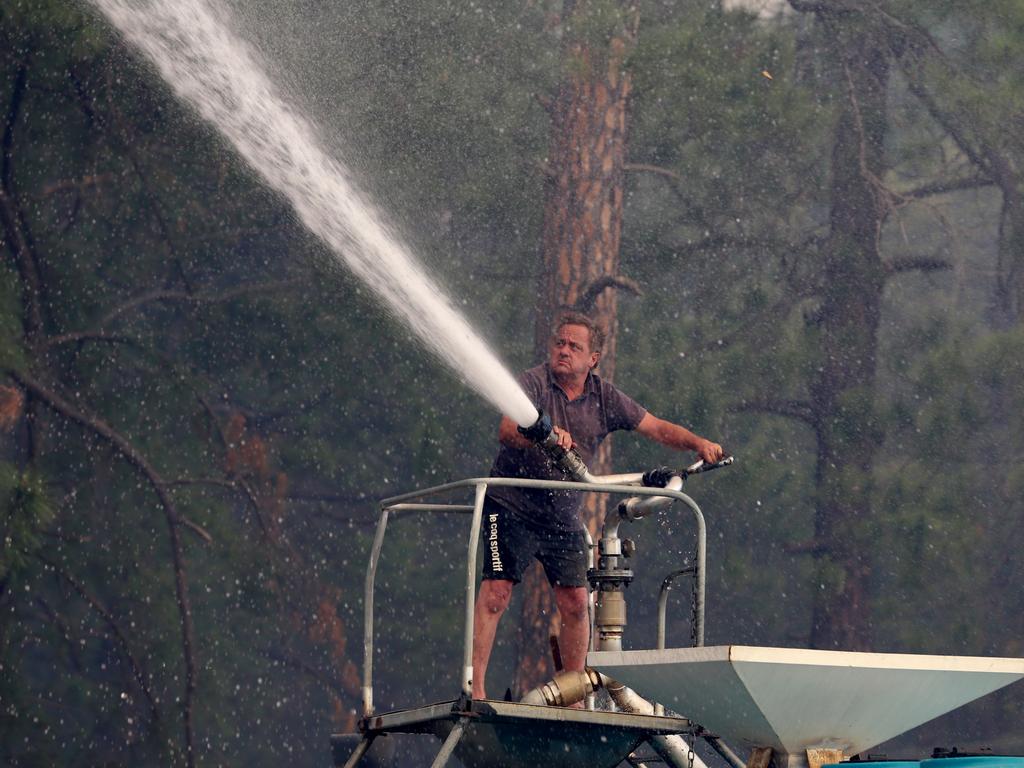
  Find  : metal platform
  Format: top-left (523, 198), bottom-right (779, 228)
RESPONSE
top-left (333, 698), bottom-right (693, 768)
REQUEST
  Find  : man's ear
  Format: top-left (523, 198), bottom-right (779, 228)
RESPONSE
top-left (590, 352), bottom-right (601, 370)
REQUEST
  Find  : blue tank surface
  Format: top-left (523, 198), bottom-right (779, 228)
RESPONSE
top-left (923, 758), bottom-right (1024, 768)
top-left (825, 757), bottom-right (1024, 768)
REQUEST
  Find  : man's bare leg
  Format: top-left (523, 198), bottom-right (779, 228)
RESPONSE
top-left (471, 579), bottom-right (514, 699)
top-left (553, 585), bottom-right (590, 706)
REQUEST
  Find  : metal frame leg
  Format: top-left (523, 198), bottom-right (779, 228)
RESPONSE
top-left (430, 718), bottom-right (468, 768)
top-left (341, 734), bottom-right (375, 768)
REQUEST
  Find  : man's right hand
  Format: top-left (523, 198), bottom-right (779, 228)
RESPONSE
top-left (551, 425), bottom-right (575, 451)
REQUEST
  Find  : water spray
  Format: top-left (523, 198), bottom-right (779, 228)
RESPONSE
top-left (87, 0), bottom-right (539, 430)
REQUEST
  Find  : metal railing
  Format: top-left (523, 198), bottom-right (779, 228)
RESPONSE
top-left (361, 476), bottom-right (707, 716)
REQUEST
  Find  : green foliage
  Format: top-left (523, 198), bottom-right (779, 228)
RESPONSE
top-left (3, 0), bottom-right (1024, 762)
top-left (0, 466), bottom-right (53, 581)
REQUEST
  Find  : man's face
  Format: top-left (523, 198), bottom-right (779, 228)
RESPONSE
top-left (549, 324), bottom-right (599, 380)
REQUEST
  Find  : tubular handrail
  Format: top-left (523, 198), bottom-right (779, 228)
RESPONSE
top-left (361, 475), bottom-right (707, 716)
top-left (657, 567), bottom-right (698, 650)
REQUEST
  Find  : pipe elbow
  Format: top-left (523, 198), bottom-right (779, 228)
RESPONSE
top-left (518, 668), bottom-right (601, 708)
top-left (619, 474), bottom-right (683, 520)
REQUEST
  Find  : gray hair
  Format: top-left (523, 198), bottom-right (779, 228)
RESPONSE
top-left (553, 311), bottom-right (605, 354)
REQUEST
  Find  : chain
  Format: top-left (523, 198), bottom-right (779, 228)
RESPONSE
top-left (687, 725), bottom-right (697, 768)
top-left (690, 550), bottom-right (698, 648)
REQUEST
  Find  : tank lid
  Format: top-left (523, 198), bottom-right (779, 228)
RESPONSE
top-left (588, 645), bottom-right (1024, 760)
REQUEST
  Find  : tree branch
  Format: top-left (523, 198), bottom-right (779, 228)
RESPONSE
top-left (1, 50), bottom-right (47, 346)
top-left (735, 397), bottom-right (817, 427)
top-left (69, 65), bottom-right (195, 292)
top-left (901, 175), bottom-right (992, 200)
top-left (886, 256), bottom-right (952, 274)
top-left (264, 647), bottom-right (354, 702)
top-left (37, 552), bottom-right (161, 725)
top-left (39, 173), bottom-right (114, 198)
top-left (164, 477), bottom-right (268, 537)
top-left (623, 162), bottom-right (682, 183)
top-left (8, 369), bottom-right (199, 767)
top-left (44, 331), bottom-right (135, 351)
top-left (785, 538), bottom-right (831, 555)
top-left (98, 279), bottom-right (302, 329)
top-left (573, 275), bottom-right (642, 313)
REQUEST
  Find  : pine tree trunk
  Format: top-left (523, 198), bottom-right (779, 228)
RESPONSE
top-left (808, 12), bottom-right (891, 651)
top-left (514, 0), bottom-right (636, 696)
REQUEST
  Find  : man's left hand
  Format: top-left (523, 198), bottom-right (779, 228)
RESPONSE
top-left (695, 439), bottom-right (724, 464)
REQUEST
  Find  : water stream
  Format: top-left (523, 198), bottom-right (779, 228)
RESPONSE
top-left (87, 0), bottom-right (539, 428)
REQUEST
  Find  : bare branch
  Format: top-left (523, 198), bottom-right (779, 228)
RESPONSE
top-left (886, 256), bottom-right (952, 274)
top-left (8, 369), bottom-right (199, 766)
top-left (164, 476), bottom-right (269, 536)
top-left (901, 175), bottom-right (992, 200)
top-left (99, 279), bottom-right (302, 328)
top-left (2, 52), bottom-right (47, 346)
top-left (44, 331), bottom-right (135, 351)
top-left (788, 0), bottom-right (861, 14)
top-left (39, 173), bottom-right (114, 198)
top-left (37, 552), bottom-right (161, 725)
top-left (787, 0), bottom-right (827, 11)
top-left (264, 647), bottom-right (353, 702)
top-left (623, 162), bottom-right (682, 183)
top-left (574, 275), bottom-right (642, 313)
top-left (735, 397), bottom-right (817, 427)
top-left (785, 539), bottom-right (830, 556)
top-left (69, 66), bottom-right (193, 290)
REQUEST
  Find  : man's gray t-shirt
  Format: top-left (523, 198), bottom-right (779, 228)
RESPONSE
top-left (488, 363), bottom-right (647, 531)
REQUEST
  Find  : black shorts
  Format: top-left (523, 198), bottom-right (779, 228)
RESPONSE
top-left (480, 498), bottom-right (588, 588)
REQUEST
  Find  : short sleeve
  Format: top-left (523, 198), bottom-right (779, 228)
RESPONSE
top-left (518, 368), bottom-right (544, 409)
top-left (603, 382), bottom-right (647, 432)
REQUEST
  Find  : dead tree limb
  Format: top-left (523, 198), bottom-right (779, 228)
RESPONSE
top-left (264, 647), bottom-right (353, 702)
top-left (573, 275), bottom-right (642, 314)
top-left (735, 397), bottom-right (817, 428)
top-left (623, 162), bottom-right (683, 183)
top-left (164, 476), bottom-right (268, 537)
top-left (886, 256), bottom-right (952, 274)
top-left (2, 50), bottom-right (46, 347)
top-left (8, 369), bottom-right (199, 768)
top-left (37, 552), bottom-right (161, 725)
top-left (98, 279), bottom-right (301, 329)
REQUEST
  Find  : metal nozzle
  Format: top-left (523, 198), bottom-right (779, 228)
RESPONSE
top-left (517, 409), bottom-right (592, 482)
top-left (517, 410), bottom-right (553, 443)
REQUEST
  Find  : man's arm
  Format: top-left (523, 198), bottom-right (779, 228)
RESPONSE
top-left (499, 415), bottom-right (533, 449)
top-left (635, 413), bottom-right (724, 464)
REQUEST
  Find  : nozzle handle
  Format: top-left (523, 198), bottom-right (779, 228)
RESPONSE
top-left (682, 455), bottom-right (734, 477)
top-left (544, 444), bottom-right (590, 482)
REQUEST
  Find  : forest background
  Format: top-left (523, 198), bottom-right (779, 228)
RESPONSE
top-left (2, 0), bottom-right (1023, 766)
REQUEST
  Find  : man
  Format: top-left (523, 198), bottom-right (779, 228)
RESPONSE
top-left (471, 311), bottom-right (724, 700)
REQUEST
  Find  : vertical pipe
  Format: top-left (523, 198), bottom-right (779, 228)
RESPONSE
top-left (657, 567), bottom-right (696, 650)
top-left (693, 502), bottom-right (706, 646)
top-left (462, 483), bottom-right (487, 697)
top-left (584, 528), bottom-right (596, 711)
top-left (362, 508), bottom-right (390, 716)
